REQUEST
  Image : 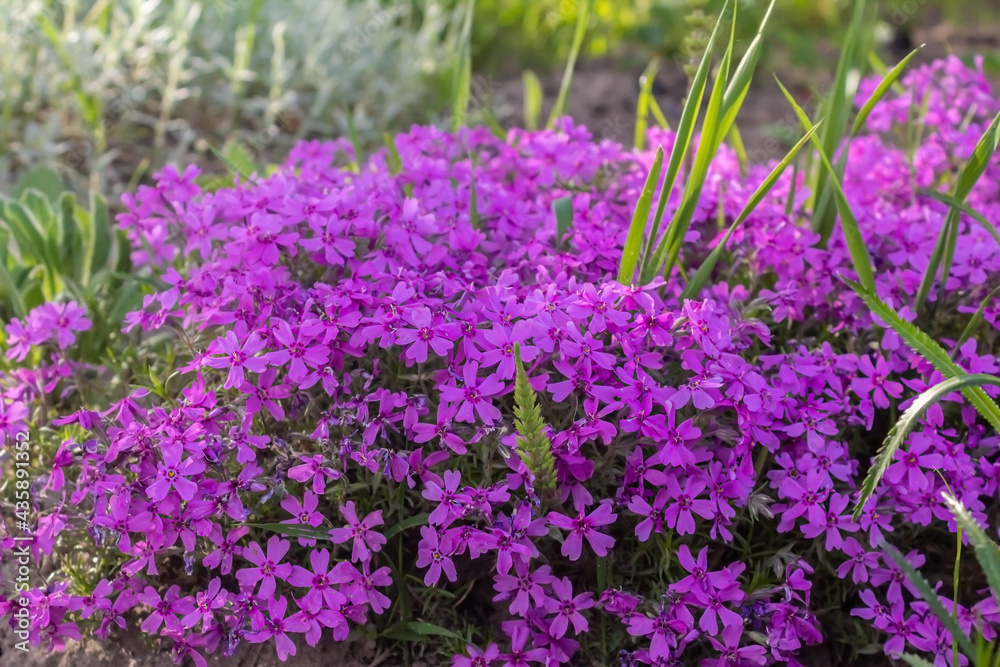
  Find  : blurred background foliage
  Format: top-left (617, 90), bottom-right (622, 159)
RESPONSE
top-left (0, 0), bottom-right (997, 204)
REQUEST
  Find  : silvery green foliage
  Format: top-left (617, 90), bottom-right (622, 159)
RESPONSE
top-left (0, 0), bottom-right (461, 192)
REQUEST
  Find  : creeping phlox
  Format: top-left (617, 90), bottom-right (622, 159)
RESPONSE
top-left (2, 55), bottom-right (1000, 666)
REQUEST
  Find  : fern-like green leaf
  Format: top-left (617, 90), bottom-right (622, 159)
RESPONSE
top-left (512, 342), bottom-right (555, 493)
top-left (846, 279), bottom-right (1000, 433)
top-left (854, 374), bottom-right (1000, 520)
top-left (884, 544), bottom-right (977, 659)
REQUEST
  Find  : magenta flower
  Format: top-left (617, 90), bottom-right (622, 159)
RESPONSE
top-left (267, 318), bottom-right (329, 383)
top-left (241, 367), bottom-right (292, 420)
top-left (546, 502), bottom-right (616, 560)
top-left (288, 454), bottom-right (341, 495)
top-left (415, 525), bottom-right (458, 586)
top-left (422, 470), bottom-right (471, 526)
top-left (664, 475), bottom-right (715, 535)
top-left (851, 354), bottom-right (904, 408)
top-left (147, 446), bottom-right (205, 502)
top-left (203, 326), bottom-right (270, 389)
top-left (328, 501), bottom-right (386, 562)
top-left (287, 548), bottom-right (352, 609)
top-left (137, 585), bottom-right (194, 634)
top-left (245, 595), bottom-right (298, 661)
top-left (280, 490), bottom-right (324, 545)
top-left (236, 536), bottom-right (294, 598)
top-left (543, 576), bottom-right (594, 638)
top-left (395, 306), bottom-right (458, 363)
top-left (452, 643), bottom-right (501, 667)
top-left (36, 300), bottom-right (92, 348)
top-left (702, 622), bottom-right (767, 666)
top-left (438, 361), bottom-right (505, 425)
top-left (180, 578), bottom-right (227, 631)
top-left (492, 561), bottom-right (555, 617)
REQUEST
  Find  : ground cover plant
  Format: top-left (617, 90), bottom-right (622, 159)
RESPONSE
top-left (2, 3), bottom-right (1000, 667)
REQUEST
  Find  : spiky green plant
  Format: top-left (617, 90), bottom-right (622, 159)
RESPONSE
top-left (512, 342), bottom-right (556, 495)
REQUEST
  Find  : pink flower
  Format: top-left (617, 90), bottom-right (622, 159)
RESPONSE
top-left (328, 501), bottom-right (386, 562)
top-left (236, 536), bottom-right (293, 598)
top-left (203, 325), bottom-right (270, 389)
top-left (437, 361), bottom-right (505, 425)
top-left (245, 595), bottom-right (297, 661)
top-left (543, 577), bottom-right (594, 638)
top-left (546, 502), bottom-right (616, 560)
top-left (147, 446), bottom-right (205, 502)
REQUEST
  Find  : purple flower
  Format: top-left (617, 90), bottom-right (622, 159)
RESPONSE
top-left (328, 501), bottom-right (386, 562)
top-left (415, 525), bottom-right (458, 586)
top-left (543, 577), bottom-right (594, 638)
top-left (147, 446), bottom-right (205, 502)
top-left (203, 325), bottom-right (270, 389)
top-left (236, 536), bottom-right (294, 598)
top-left (245, 595), bottom-right (297, 661)
top-left (546, 502), bottom-right (616, 560)
top-left (851, 354), bottom-right (904, 408)
top-left (438, 361), bottom-right (505, 425)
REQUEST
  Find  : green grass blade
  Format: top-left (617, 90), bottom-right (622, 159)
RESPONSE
top-left (635, 58), bottom-right (660, 150)
top-left (777, 78), bottom-right (875, 292)
top-left (719, 0), bottom-right (776, 133)
top-left (899, 655), bottom-right (936, 667)
top-left (853, 373), bottom-right (1000, 520)
top-left (851, 46), bottom-right (922, 138)
top-left (553, 196), bottom-right (574, 249)
top-left (915, 109), bottom-right (1000, 315)
top-left (638, 0), bottom-right (732, 276)
top-left (681, 121), bottom-right (821, 301)
top-left (0, 259), bottom-right (26, 319)
top-left (523, 70), bottom-right (543, 131)
top-left (919, 190), bottom-right (1000, 246)
top-left (346, 109), bottom-right (364, 170)
top-left (650, 97), bottom-right (671, 131)
top-left (452, 0), bottom-right (476, 132)
top-left (728, 124), bottom-right (748, 177)
top-left (811, 0), bottom-right (872, 242)
top-left (469, 174), bottom-right (479, 231)
top-left (642, 2), bottom-right (737, 285)
top-left (883, 545), bottom-right (978, 660)
top-left (941, 492), bottom-right (1000, 615)
top-left (846, 279), bottom-right (1000, 434)
top-left (953, 287), bottom-right (1000, 357)
top-left (546, 0), bottom-right (590, 128)
top-left (618, 145), bottom-right (664, 285)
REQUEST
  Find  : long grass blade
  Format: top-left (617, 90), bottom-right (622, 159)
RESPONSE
top-left (642, 3), bottom-right (737, 285)
top-left (941, 492), bottom-right (1000, 616)
top-left (523, 70), bottom-right (543, 131)
top-left (777, 78), bottom-right (875, 292)
top-left (853, 373), bottom-right (1000, 520)
top-left (451, 0), bottom-right (476, 133)
top-left (851, 46), bottom-right (922, 138)
top-left (619, 146), bottom-right (664, 285)
top-left (919, 189), bottom-right (1000, 246)
top-left (883, 545), bottom-right (977, 660)
top-left (953, 286), bottom-right (1000, 357)
top-left (638, 0), bottom-right (732, 280)
top-left (681, 121), bottom-right (821, 301)
top-left (811, 0), bottom-right (872, 242)
top-left (915, 109), bottom-right (1000, 315)
top-left (846, 279), bottom-right (1000, 434)
top-left (635, 58), bottom-right (660, 150)
top-left (546, 0), bottom-right (590, 128)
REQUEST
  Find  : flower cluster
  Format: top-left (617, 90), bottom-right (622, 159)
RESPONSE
top-left (1, 55), bottom-right (999, 666)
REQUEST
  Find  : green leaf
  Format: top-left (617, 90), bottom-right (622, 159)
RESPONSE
top-left (553, 196), bottom-right (574, 249)
top-left (0, 259), bottom-right (26, 319)
top-left (546, 0), bottom-right (590, 128)
top-left (345, 109), bottom-right (364, 169)
top-left (681, 120), bottom-right (821, 301)
top-left (918, 189), bottom-right (1000, 247)
top-left (382, 513), bottom-right (430, 541)
top-left (899, 654), bottom-right (937, 667)
top-left (223, 142), bottom-right (259, 180)
top-left (13, 165), bottom-right (65, 203)
top-left (941, 492), bottom-right (1000, 621)
top-left (851, 46), bottom-right (922, 138)
top-left (953, 287), bottom-right (1000, 357)
top-left (618, 145), bottom-right (664, 285)
top-left (853, 373), bottom-right (1000, 520)
top-left (811, 0), bottom-right (872, 242)
top-left (718, 0), bottom-right (777, 135)
top-left (846, 279), bottom-right (1000, 434)
top-left (643, 2), bottom-right (737, 285)
top-left (635, 58), bottom-right (659, 150)
top-left (469, 174), bottom-right (479, 231)
top-left (883, 545), bottom-right (977, 660)
top-left (83, 193), bottom-right (110, 288)
top-left (523, 70), bottom-right (543, 132)
top-left (638, 0), bottom-right (731, 279)
top-left (383, 621), bottom-right (463, 642)
top-left (243, 522), bottom-right (332, 541)
top-left (451, 0), bottom-right (476, 132)
top-left (777, 78), bottom-right (876, 293)
top-left (914, 109), bottom-right (1000, 315)
top-left (513, 343), bottom-right (556, 493)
